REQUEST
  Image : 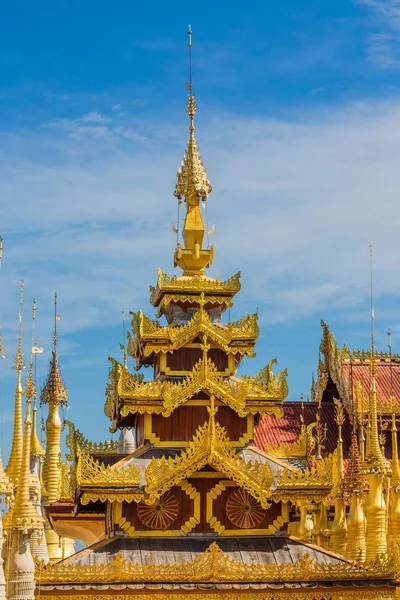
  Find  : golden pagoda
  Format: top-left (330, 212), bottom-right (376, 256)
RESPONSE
top-left (1, 28), bottom-right (400, 600)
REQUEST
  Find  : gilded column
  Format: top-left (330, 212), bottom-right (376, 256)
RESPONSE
top-left (365, 358), bottom-right (391, 561)
top-left (0, 455), bottom-right (10, 600)
top-left (40, 294), bottom-right (70, 563)
top-left (345, 425), bottom-right (366, 561)
top-left (389, 413), bottom-right (400, 546)
top-left (6, 398), bottom-right (43, 600)
top-left (330, 400), bottom-right (347, 555)
top-left (6, 282), bottom-right (25, 484)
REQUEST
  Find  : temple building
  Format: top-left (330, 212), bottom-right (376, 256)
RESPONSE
top-left (1, 30), bottom-right (400, 600)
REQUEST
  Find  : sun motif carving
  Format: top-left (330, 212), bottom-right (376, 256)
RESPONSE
top-left (226, 488), bottom-right (265, 529)
top-left (137, 492), bottom-right (179, 530)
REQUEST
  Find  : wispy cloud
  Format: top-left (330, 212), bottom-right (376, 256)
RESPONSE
top-left (357, 0), bottom-right (400, 66)
top-left (2, 97), bottom-right (400, 348)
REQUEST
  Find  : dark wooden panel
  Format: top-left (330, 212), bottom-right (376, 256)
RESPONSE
top-left (167, 348), bottom-right (202, 371)
top-left (136, 415), bottom-right (144, 447)
top-left (216, 407), bottom-right (247, 440)
top-left (166, 348), bottom-right (228, 372)
top-left (152, 406), bottom-right (209, 442)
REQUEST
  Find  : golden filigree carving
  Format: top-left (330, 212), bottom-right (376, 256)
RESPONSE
top-left (311, 321), bottom-right (348, 407)
top-left (32, 593), bottom-right (397, 600)
top-left (342, 344), bottom-right (400, 362)
top-left (66, 419), bottom-right (118, 455)
top-left (58, 462), bottom-right (74, 502)
top-left (76, 447), bottom-right (140, 488)
top-left (135, 308), bottom-right (258, 358)
top-left (35, 540), bottom-right (400, 585)
top-left (265, 421), bottom-right (317, 458)
top-left (276, 452), bottom-right (335, 490)
top-left (137, 492), bottom-right (179, 529)
top-left (119, 356), bottom-right (287, 418)
top-left (150, 269), bottom-right (241, 304)
top-left (144, 407), bottom-right (273, 508)
top-left (226, 488), bottom-right (265, 529)
top-left (159, 293), bottom-right (233, 309)
top-left (81, 492), bottom-right (143, 505)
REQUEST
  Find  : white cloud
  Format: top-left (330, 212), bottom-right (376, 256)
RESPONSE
top-left (357, 0), bottom-right (400, 66)
top-left (2, 97), bottom-right (400, 358)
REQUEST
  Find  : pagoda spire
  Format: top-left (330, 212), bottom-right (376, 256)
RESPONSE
top-left (41, 293), bottom-right (68, 503)
top-left (6, 281), bottom-right (25, 483)
top-left (345, 419), bottom-right (366, 561)
top-left (365, 243), bottom-right (390, 561)
top-left (41, 293), bottom-right (70, 563)
top-left (24, 299), bottom-right (48, 562)
top-left (174, 26), bottom-right (213, 276)
top-left (23, 299), bottom-right (45, 458)
top-left (6, 396), bottom-right (43, 600)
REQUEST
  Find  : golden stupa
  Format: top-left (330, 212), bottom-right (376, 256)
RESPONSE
top-left (0, 27), bottom-right (399, 600)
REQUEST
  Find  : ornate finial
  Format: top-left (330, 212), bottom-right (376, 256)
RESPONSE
top-left (14, 280), bottom-right (25, 371)
top-left (122, 309), bottom-right (127, 368)
top-left (23, 298), bottom-right (45, 457)
top-left (174, 26), bottom-right (213, 276)
top-left (23, 299), bottom-right (37, 402)
top-left (40, 294), bottom-right (68, 406)
top-left (314, 408), bottom-right (327, 461)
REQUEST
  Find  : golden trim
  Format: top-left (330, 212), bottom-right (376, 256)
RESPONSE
top-left (36, 539), bottom-right (400, 584)
top-left (76, 447), bottom-right (140, 488)
top-left (119, 355), bottom-right (287, 418)
top-left (33, 593), bottom-right (397, 600)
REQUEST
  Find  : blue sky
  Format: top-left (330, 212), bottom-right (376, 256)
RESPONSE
top-left (1, 0), bottom-right (400, 455)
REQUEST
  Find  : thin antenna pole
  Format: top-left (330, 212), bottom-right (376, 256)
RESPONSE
top-left (370, 242), bottom-right (374, 357)
top-left (188, 25), bottom-right (193, 92)
top-left (388, 327), bottom-right (394, 400)
top-left (122, 309), bottom-right (127, 367)
top-left (54, 292), bottom-right (58, 352)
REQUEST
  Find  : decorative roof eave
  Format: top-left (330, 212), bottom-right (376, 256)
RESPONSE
top-left (118, 399), bottom-right (283, 419)
top-left (276, 451), bottom-right (336, 492)
top-left (150, 269), bottom-right (241, 307)
top-left (135, 309), bottom-right (259, 360)
top-left (76, 447), bottom-right (140, 488)
top-left (117, 357), bottom-right (287, 416)
top-left (80, 490), bottom-right (144, 505)
top-left (35, 538), bottom-right (400, 585)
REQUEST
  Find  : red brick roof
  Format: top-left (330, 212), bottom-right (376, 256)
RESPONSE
top-left (254, 401), bottom-right (352, 456)
top-left (342, 361), bottom-right (400, 407)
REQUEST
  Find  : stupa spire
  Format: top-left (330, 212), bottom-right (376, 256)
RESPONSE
top-left (11, 398), bottom-right (43, 530)
top-left (23, 299), bottom-right (45, 457)
top-left (7, 396), bottom-right (43, 600)
top-left (366, 244), bottom-right (389, 471)
top-left (6, 281), bottom-right (25, 483)
top-left (41, 293), bottom-right (70, 563)
top-left (174, 26), bottom-right (213, 276)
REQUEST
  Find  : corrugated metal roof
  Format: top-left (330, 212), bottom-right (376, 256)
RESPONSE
top-left (342, 360), bottom-right (400, 406)
top-left (254, 402), bottom-right (352, 456)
